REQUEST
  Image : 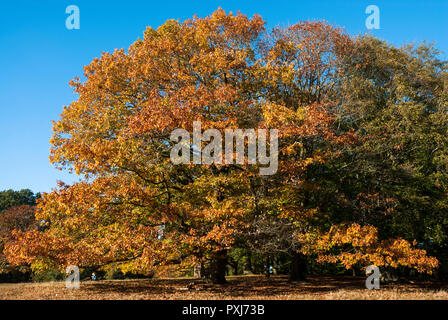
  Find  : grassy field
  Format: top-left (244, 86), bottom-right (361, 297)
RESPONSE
top-left (1, 275), bottom-right (447, 300)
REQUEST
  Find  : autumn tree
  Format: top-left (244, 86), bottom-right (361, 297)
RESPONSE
top-left (0, 205), bottom-right (37, 279)
top-left (4, 11), bottom-right (441, 283)
top-left (6, 9), bottom-right (267, 284)
top-left (244, 21), bottom-right (357, 280)
top-left (313, 36), bottom-right (448, 277)
top-left (0, 190), bottom-right (40, 278)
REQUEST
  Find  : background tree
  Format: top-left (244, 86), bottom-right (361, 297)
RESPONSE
top-left (0, 204), bottom-right (37, 282)
top-left (248, 21), bottom-right (357, 280)
top-left (311, 36), bottom-right (448, 278)
top-left (0, 189), bottom-right (40, 213)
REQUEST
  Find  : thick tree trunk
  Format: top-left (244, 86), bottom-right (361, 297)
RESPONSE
top-left (290, 252), bottom-right (307, 281)
top-left (205, 250), bottom-right (227, 284)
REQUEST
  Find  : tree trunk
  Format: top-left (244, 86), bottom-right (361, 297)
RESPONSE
top-left (290, 252), bottom-right (307, 281)
top-left (265, 257), bottom-right (271, 278)
top-left (205, 250), bottom-right (227, 284)
top-left (230, 261), bottom-right (238, 275)
top-left (247, 254), bottom-right (254, 274)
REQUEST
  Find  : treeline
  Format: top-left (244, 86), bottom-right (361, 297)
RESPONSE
top-left (0, 190), bottom-right (39, 282)
top-left (2, 9), bottom-right (448, 284)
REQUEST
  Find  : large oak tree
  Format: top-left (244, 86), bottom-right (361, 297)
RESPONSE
top-left (4, 10), bottom-right (441, 283)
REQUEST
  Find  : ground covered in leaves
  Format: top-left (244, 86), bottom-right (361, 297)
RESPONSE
top-left (1, 275), bottom-right (447, 300)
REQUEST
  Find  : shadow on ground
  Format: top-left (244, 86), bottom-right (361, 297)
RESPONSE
top-left (80, 275), bottom-right (448, 298)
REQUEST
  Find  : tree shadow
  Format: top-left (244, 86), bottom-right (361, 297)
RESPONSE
top-left (80, 275), bottom-right (448, 298)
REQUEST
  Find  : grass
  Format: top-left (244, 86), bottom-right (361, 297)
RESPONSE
top-left (1, 275), bottom-right (447, 300)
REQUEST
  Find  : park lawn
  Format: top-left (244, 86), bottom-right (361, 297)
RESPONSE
top-left (0, 275), bottom-right (447, 300)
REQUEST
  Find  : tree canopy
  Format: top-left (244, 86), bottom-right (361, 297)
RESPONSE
top-left (4, 9), bottom-right (447, 283)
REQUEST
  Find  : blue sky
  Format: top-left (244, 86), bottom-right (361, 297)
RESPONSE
top-left (1, 0), bottom-right (447, 193)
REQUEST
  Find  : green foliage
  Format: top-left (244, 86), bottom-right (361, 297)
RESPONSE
top-left (104, 266), bottom-right (126, 280)
top-left (0, 189), bottom-right (40, 214)
top-left (320, 35), bottom-right (448, 259)
top-left (32, 269), bottom-right (64, 282)
top-left (30, 258), bottom-right (63, 282)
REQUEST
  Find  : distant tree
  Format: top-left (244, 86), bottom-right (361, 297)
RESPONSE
top-left (311, 36), bottom-right (448, 276)
top-left (0, 205), bottom-right (37, 239)
top-left (0, 190), bottom-right (40, 213)
top-left (0, 205), bottom-right (37, 278)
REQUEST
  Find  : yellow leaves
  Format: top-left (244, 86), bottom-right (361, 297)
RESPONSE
top-left (262, 102), bottom-right (302, 129)
top-left (283, 141), bottom-right (304, 156)
top-left (30, 257), bottom-right (59, 275)
top-left (279, 207), bottom-right (317, 222)
top-left (4, 230), bottom-right (73, 267)
top-left (156, 19), bottom-right (181, 38)
top-left (307, 223), bottom-right (439, 274)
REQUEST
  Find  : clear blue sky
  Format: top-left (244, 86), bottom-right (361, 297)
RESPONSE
top-left (1, 0), bottom-right (447, 193)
